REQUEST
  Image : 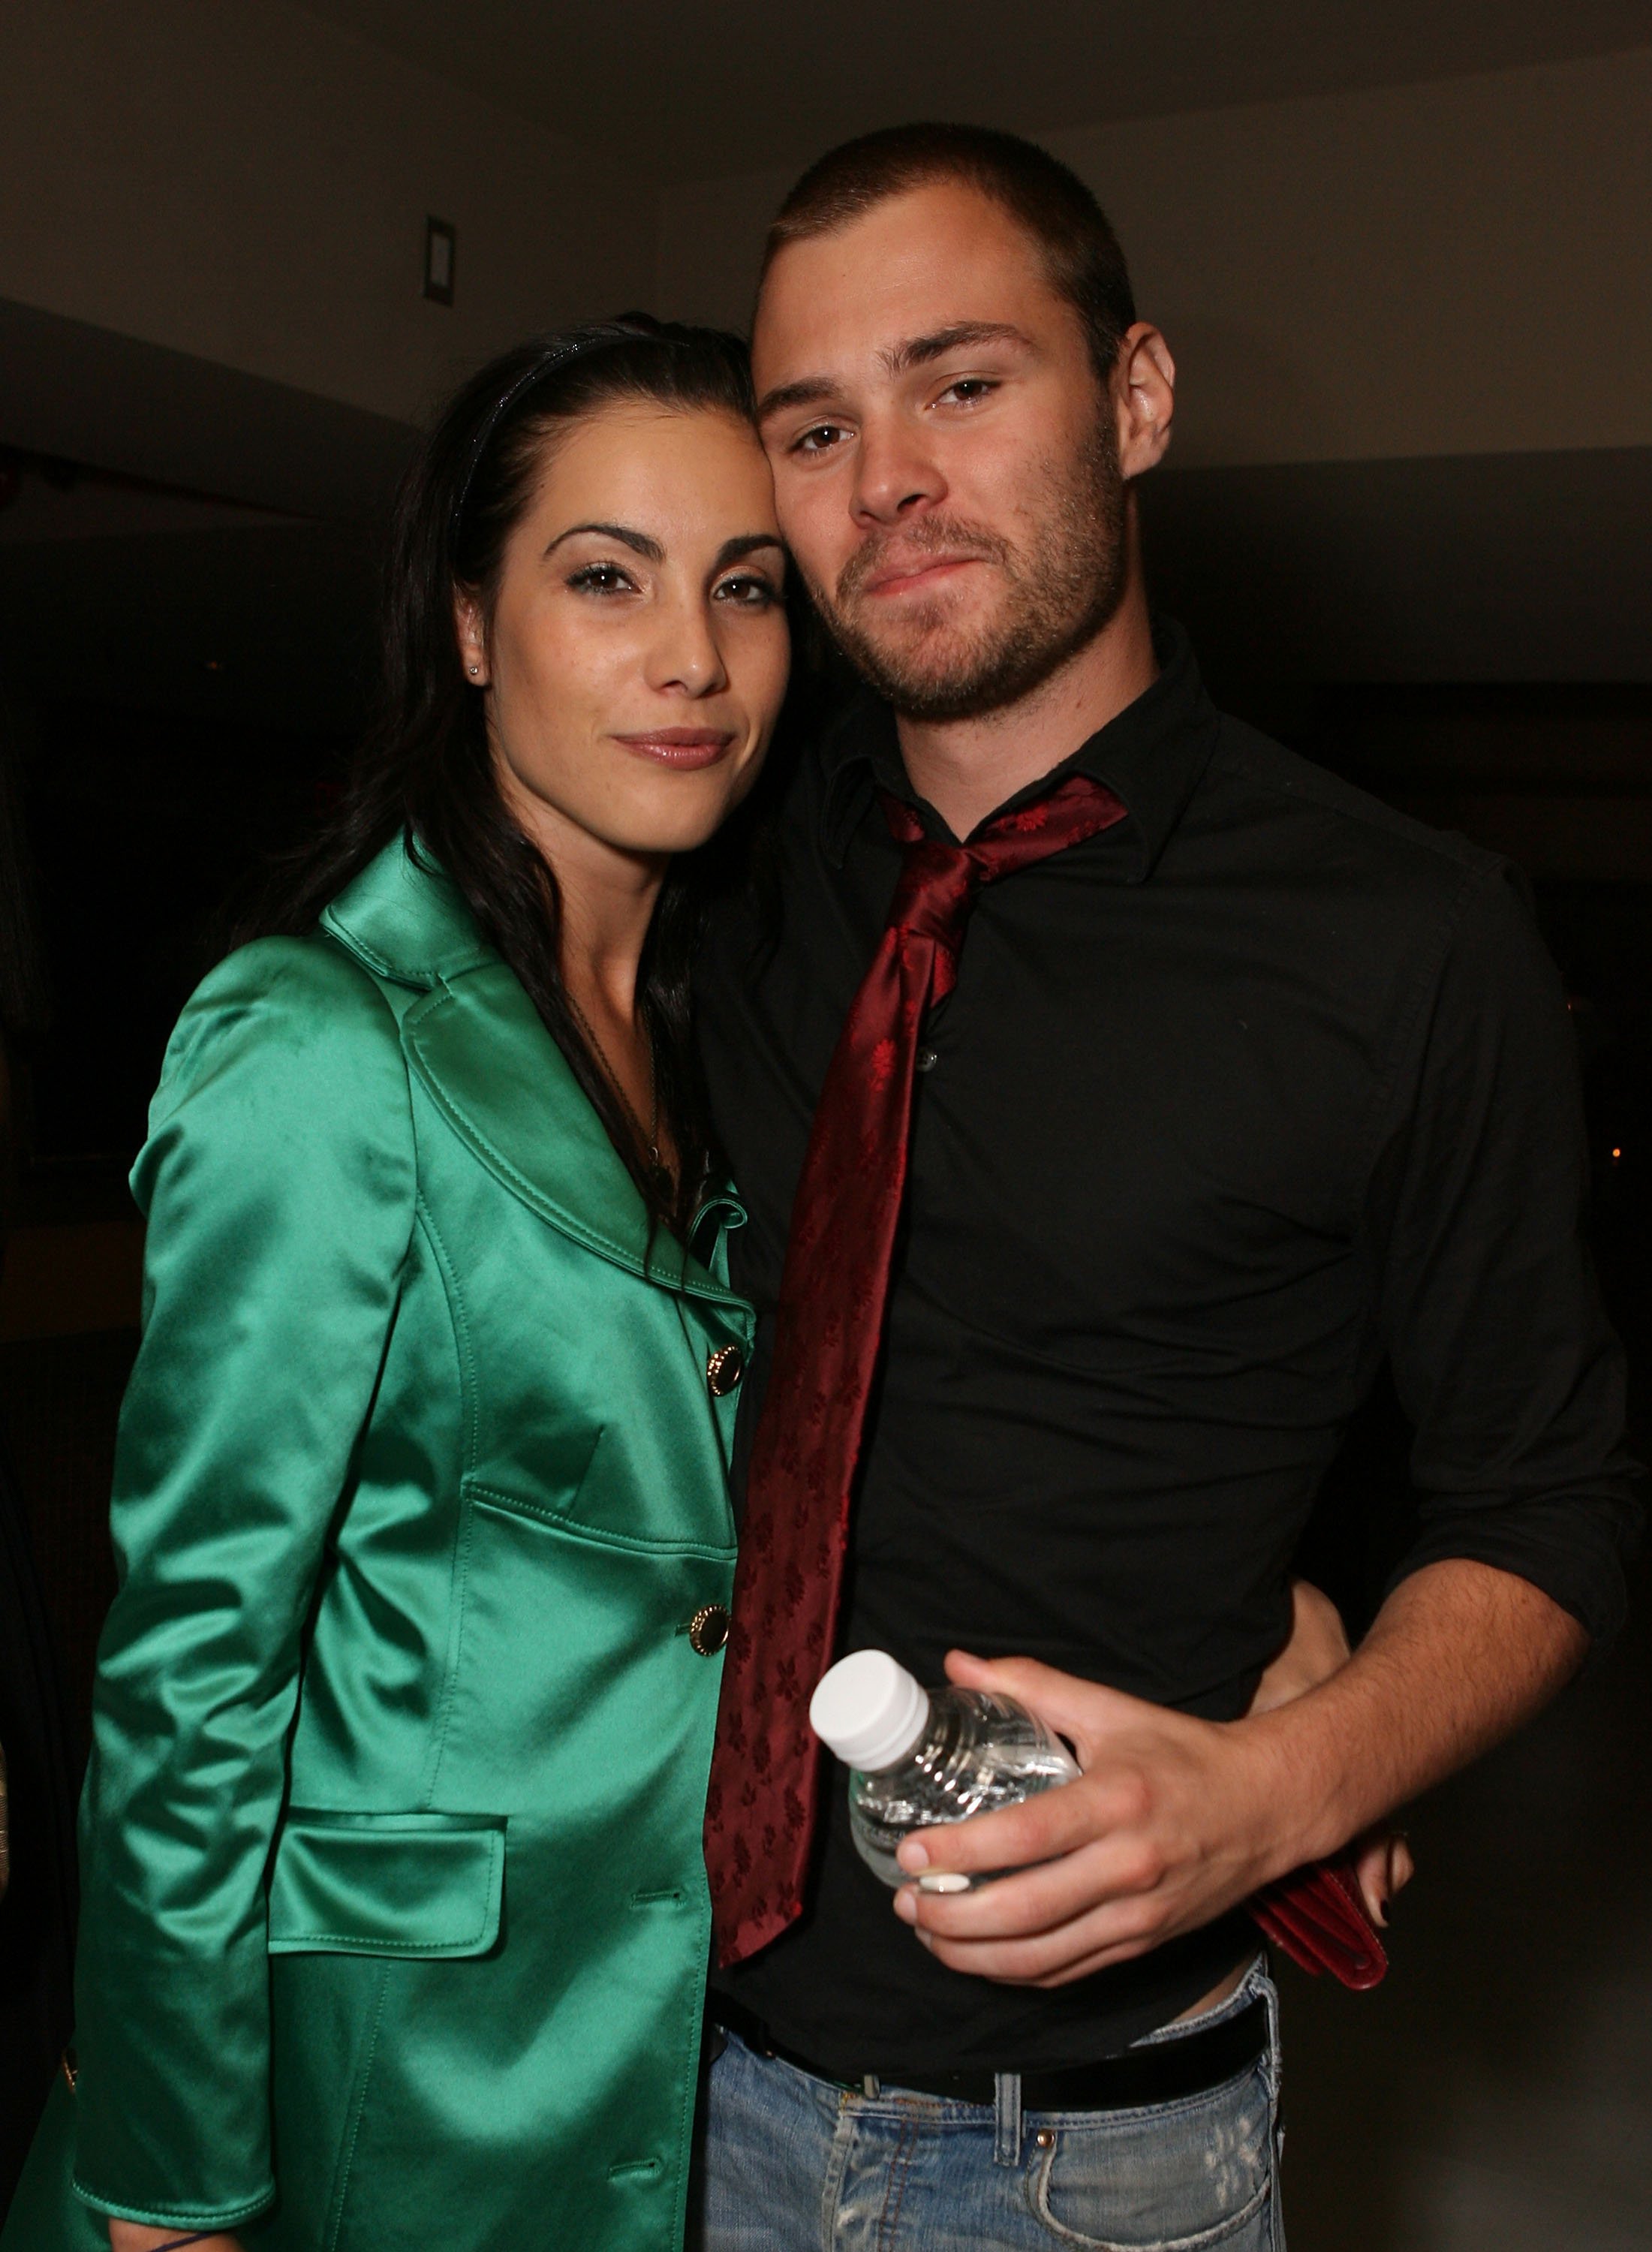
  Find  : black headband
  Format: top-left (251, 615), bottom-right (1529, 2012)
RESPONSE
top-left (448, 338), bottom-right (592, 546)
top-left (449, 324), bottom-right (674, 547)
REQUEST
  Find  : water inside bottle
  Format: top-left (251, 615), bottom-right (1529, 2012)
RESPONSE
top-left (847, 1687), bottom-right (1080, 1886)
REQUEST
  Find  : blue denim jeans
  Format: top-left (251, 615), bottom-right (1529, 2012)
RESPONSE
top-left (691, 1959), bottom-right (1284, 2252)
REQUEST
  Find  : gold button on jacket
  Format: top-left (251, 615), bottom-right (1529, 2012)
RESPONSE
top-left (706, 1344), bottom-right (744, 1396)
top-left (687, 1603), bottom-right (731, 1655)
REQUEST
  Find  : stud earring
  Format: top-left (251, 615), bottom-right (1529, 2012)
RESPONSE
top-left (468, 664), bottom-right (480, 676)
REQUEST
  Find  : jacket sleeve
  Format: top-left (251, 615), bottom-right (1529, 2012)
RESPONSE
top-left (1368, 864), bottom-right (1642, 1648)
top-left (71, 936), bottom-right (417, 2231)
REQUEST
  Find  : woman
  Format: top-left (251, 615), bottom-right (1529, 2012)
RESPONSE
top-left (5, 318), bottom-right (790, 2252)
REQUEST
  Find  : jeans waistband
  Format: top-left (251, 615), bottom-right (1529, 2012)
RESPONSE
top-left (707, 1989), bottom-right (1270, 2114)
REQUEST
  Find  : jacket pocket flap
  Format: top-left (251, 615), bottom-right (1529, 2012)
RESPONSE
top-left (267, 1811), bottom-right (506, 1958)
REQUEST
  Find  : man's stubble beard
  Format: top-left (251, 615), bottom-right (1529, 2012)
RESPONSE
top-left (808, 414), bottom-right (1129, 724)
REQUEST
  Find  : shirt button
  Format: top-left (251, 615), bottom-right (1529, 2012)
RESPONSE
top-left (915, 1046), bottom-right (939, 1073)
top-left (706, 1344), bottom-right (745, 1397)
top-left (687, 1603), bottom-right (730, 1655)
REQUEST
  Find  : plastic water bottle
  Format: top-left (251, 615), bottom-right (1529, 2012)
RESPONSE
top-left (809, 1649), bottom-right (1081, 1889)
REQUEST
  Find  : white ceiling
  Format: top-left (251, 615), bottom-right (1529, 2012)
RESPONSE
top-left (299, 0), bottom-right (1652, 183)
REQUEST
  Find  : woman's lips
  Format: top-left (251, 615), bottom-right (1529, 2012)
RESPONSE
top-left (612, 728), bottom-right (735, 770)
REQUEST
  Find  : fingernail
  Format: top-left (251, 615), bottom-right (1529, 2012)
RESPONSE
top-left (893, 1887), bottom-right (917, 1923)
top-left (897, 1838), bottom-right (931, 1872)
top-left (916, 1871), bottom-right (971, 1894)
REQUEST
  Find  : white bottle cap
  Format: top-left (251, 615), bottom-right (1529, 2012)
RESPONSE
top-left (809, 1650), bottom-right (931, 1774)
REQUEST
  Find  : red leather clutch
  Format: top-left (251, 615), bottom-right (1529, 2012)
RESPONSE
top-left (1247, 1854), bottom-right (1389, 1989)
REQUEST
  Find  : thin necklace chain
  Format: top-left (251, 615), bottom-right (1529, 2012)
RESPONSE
top-left (563, 986), bottom-right (660, 1167)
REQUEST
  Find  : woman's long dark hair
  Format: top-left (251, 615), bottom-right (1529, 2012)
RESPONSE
top-left (248, 317), bottom-right (764, 1236)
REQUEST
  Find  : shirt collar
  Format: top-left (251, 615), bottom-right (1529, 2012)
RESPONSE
top-left (817, 616), bottom-right (1219, 882)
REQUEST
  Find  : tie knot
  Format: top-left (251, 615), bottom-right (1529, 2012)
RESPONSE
top-left (887, 836), bottom-right (980, 951)
top-left (877, 772), bottom-right (1130, 963)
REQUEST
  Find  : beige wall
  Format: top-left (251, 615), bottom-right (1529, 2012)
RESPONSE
top-left (6, 18), bottom-right (1649, 471)
top-left (2, 0), bottom-right (655, 427)
top-left (654, 49), bottom-right (1652, 470)
top-left (655, 164), bottom-right (791, 342)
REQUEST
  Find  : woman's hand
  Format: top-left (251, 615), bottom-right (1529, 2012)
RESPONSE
top-left (1246, 1579), bottom-right (1353, 1715)
top-left (109, 2223), bottom-right (245, 2252)
top-left (1350, 1826), bottom-right (1416, 1925)
top-left (1246, 1579), bottom-right (1415, 1925)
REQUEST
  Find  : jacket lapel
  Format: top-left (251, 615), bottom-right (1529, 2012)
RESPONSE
top-left (321, 839), bottom-right (745, 1308)
top-left (320, 833), bottom-right (494, 988)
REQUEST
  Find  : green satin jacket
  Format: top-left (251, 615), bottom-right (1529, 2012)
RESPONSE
top-left (6, 840), bottom-right (751, 2252)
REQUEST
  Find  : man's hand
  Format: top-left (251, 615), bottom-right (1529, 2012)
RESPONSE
top-left (893, 1561), bottom-right (1581, 1988)
top-left (892, 1651), bottom-right (1295, 1987)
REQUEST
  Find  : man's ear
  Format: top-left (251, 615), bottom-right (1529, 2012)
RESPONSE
top-left (1115, 321), bottom-right (1175, 480)
top-left (453, 591), bottom-right (489, 685)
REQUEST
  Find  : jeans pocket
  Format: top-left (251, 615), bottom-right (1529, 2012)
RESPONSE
top-left (1029, 2063), bottom-right (1277, 2252)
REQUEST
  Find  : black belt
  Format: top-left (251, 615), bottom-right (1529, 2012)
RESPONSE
top-left (707, 1993), bottom-right (1268, 2113)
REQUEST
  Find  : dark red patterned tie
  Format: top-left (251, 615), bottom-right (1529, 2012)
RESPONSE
top-left (705, 774), bottom-right (1130, 1964)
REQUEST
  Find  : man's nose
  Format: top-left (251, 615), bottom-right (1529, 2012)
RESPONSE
top-left (851, 414), bottom-right (943, 527)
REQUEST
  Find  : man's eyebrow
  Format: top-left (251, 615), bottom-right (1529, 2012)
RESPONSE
top-left (756, 324), bottom-right (1035, 423)
top-left (755, 375), bottom-right (842, 424)
top-left (544, 521), bottom-right (665, 561)
top-left (713, 533), bottom-right (787, 570)
top-left (883, 321), bottom-right (1034, 373)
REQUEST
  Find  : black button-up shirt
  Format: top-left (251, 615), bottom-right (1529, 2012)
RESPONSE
top-left (695, 622), bottom-right (1639, 2074)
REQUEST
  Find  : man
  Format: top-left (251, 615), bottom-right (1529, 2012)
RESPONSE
top-left (691, 124), bottom-right (1638, 2248)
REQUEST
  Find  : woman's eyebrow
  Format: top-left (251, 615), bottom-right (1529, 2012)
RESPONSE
top-left (713, 533), bottom-right (787, 569)
top-left (544, 521), bottom-right (665, 561)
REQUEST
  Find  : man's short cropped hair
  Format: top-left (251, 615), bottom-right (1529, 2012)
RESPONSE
top-left (760, 122), bottom-right (1137, 381)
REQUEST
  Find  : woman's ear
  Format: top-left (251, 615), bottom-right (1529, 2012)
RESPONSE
top-left (453, 592), bottom-right (489, 685)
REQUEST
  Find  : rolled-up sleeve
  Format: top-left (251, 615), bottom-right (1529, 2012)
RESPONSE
top-left (1367, 863), bottom-right (1642, 1648)
top-left (71, 937), bottom-right (417, 2231)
